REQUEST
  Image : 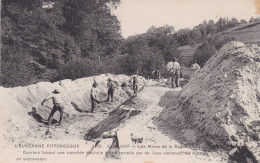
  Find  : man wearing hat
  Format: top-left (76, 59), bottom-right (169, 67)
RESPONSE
top-left (41, 89), bottom-right (64, 126)
top-left (90, 81), bottom-right (101, 113)
top-left (105, 78), bottom-right (114, 102)
top-left (166, 57), bottom-right (181, 88)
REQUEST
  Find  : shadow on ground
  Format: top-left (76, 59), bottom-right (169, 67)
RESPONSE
top-left (153, 89), bottom-right (259, 162)
top-left (153, 89), bottom-right (210, 150)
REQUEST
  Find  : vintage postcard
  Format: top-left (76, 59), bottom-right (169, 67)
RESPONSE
top-left (1, 0), bottom-right (260, 162)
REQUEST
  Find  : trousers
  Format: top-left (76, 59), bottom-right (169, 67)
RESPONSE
top-left (133, 84), bottom-right (138, 94)
top-left (48, 103), bottom-right (64, 126)
top-left (91, 96), bottom-right (100, 112)
top-left (169, 70), bottom-right (180, 88)
top-left (106, 88), bottom-right (114, 102)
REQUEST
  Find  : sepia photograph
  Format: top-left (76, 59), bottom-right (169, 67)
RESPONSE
top-left (1, 0), bottom-right (260, 162)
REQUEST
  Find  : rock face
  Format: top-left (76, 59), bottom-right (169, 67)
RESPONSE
top-left (0, 74), bottom-right (146, 147)
top-left (180, 41), bottom-right (260, 149)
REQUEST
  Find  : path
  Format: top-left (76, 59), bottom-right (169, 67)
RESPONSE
top-left (84, 84), bottom-right (228, 163)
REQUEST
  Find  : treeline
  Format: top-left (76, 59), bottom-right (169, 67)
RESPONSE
top-left (119, 17), bottom-right (259, 74)
top-left (193, 35), bottom-right (235, 67)
top-left (1, 0), bottom-right (122, 86)
top-left (1, 0), bottom-right (259, 87)
top-left (173, 17), bottom-right (259, 46)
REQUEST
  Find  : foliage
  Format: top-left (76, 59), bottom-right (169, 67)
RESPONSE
top-left (120, 25), bottom-right (180, 77)
top-left (193, 41), bottom-right (216, 67)
top-left (1, 0), bottom-right (122, 87)
top-left (213, 35), bottom-right (234, 50)
top-left (240, 19), bottom-right (247, 24)
top-left (193, 34), bottom-right (234, 67)
top-left (1, 0), bottom-right (253, 87)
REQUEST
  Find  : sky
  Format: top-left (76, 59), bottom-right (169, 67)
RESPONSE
top-left (113, 0), bottom-right (259, 38)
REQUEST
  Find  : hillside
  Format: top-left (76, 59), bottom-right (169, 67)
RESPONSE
top-left (178, 22), bottom-right (260, 66)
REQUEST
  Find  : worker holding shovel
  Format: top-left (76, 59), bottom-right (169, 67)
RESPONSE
top-left (90, 81), bottom-right (101, 113)
top-left (105, 78), bottom-right (115, 102)
top-left (41, 89), bottom-right (64, 126)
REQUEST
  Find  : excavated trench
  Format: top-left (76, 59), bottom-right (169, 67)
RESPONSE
top-left (83, 81), bottom-right (260, 162)
top-left (84, 86), bottom-right (145, 159)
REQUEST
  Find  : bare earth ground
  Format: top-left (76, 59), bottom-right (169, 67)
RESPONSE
top-left (4, 42), bottom-right (260, 163)
top-left (1, 79), bottom-right (228, 163)
top-left (85, 80), bottom-right (228, 163)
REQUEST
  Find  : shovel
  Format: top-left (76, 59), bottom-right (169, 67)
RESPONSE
top-left (41, 104), bottom-right (69, 117)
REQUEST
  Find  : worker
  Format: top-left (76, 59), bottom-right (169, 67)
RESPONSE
top-left (133, 76), bottom-right (138, 94)
top-left (154, 68), bottom-right (161, 80)
top-left (166, 57), bottom-right (181, 88)
top-left (90, 81), bottom-right (101, 113)
top-left (105, 78), bottom-right (114, 102)
top-left (41, 89), bottom-right (64, 126)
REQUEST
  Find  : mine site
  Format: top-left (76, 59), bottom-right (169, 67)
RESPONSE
top-left (1, 41), bottom-right (260, 163)
top-left (1, 0), bottom-right (260, 163)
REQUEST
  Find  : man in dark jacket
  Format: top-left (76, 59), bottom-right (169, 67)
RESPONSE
top-left (105, 78), bottom-right (114, 102)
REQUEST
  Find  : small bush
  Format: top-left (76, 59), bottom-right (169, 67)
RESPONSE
top-left (213, 35), bottom-right (234, 50)
top-left (193, 41), bottom-right (216, 67)
top-left (193, 34), bottom-right (234, 67)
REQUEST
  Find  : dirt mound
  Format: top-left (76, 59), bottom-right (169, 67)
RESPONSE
top-left (0, 74), bottom-right (146, 149)
top-left (157, 41), bottom-right (260, 153)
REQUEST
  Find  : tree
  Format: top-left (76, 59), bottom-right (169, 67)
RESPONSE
top-left (240, 19), bottom-right (247, 24)
top-left (1, 0), bottom-right (73, 86)
top-left (216, 17), bottom-right (228, 32)
top-left (192, 34), bottom-right (234, 67)
top-left (207, 20), bottom-right (217, 34)
top-left (193, 41), bottom-right (216, 67)
top-left (228, 17), bottom-right (239, 28)
top-left (249, 17), bottom-right (255, 23)
top-left (174, 28), bottom-right (191, 46)
top-left (61, 0), bottom-right (122, 58)
top-left (1, 0), bottom-right (123, 86)
top-left (254, 17), bottom-right (260, 22)
top-left (213, 34), bottom-right (234, 50)
top-left (189, 28), bottom-right (202, 43)
top-left (119, 25), bottom-right (181, 76)
top-left (198, 20), bottom-right (208, 37)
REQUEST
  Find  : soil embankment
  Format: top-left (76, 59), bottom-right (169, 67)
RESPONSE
top-left (156, 41), bottom-right (260, 162)
top-left (0, 74), bottom-right (146, 149)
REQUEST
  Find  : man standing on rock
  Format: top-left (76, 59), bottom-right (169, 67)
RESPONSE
top-left (90, 81), bottom-right (101, 113)
top-left (166, 57), bottom-right (181, 88)
top-left (105, 78), bottom-right (114, 102)
top-left (41, 89), bottom-right (64, 126)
